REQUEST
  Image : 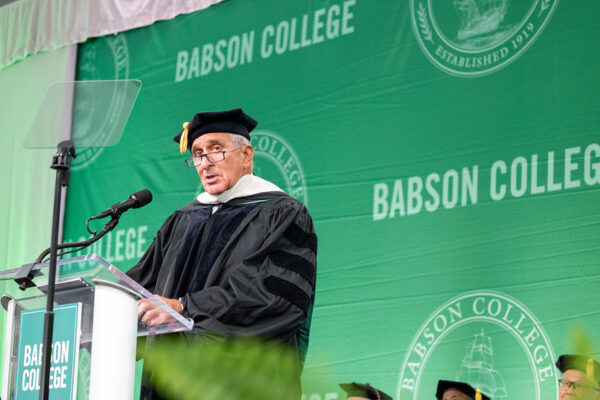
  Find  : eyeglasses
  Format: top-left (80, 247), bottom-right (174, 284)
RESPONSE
top-left (185, 146), bottom-right (242, 168)
top-left (559, 379), bottom-right (600, 392)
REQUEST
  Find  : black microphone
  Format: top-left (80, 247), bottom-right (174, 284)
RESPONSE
top-left (92, 189), bottom-right (153, 219)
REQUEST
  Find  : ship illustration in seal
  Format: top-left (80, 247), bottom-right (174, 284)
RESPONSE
top-left (457, 330), bottom-right (508, 398)
top-left (453, 0), bottom-right (511, 48)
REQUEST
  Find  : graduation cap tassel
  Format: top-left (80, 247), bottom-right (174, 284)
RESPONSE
top-left (180, 122), bottom-right (189, 153)
top-left (587, 358), bottom-right (595, 381)
top-left (475, 389), bottom-right (482, 400)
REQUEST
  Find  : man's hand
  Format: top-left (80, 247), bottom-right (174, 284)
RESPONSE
top-left (138, 295), bottom-right (183, 327)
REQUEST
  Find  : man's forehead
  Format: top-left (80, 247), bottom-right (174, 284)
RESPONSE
top-left (563, 369), bottom-right (588, 380)
top-left (192, 133), bottom-right (232, 149)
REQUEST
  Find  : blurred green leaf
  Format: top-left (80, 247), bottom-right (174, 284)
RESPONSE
top-left (568, 322), bottom-right (595, 357)
top-left (140, 336), bottom-right (302, 400)
top-left (566, 323), bottom-right (599, 400)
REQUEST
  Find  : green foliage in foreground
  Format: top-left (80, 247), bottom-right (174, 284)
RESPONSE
top-left (140, 336), bottom-right (302, 400)
top-left (569, 322), bottom-right (596, 359)
top-left (566, 323), bottom-right (600, 400)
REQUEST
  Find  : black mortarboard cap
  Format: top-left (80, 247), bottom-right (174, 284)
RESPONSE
top-left (339, 382), bottom-right (393, 400)
top-left (556, 354), bottom-right (600, 383)
top-left (173, 108), bottom-right (257, 152)
top-left (435, 380), bottom-right (491, 400)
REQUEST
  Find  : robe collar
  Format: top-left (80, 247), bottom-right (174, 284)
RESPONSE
top-left (196, 174), bottom-right (283, 205)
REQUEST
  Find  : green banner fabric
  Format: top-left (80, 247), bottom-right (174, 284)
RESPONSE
top-left (15, 303), bottom-right (81, 399)
top-left (63, 1), bottom-right (600, 398)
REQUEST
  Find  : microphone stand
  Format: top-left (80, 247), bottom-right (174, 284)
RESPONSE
top-left (24, 141), bottom-right (128, 399)
top-left (39, 140), bottom-right (75, 400)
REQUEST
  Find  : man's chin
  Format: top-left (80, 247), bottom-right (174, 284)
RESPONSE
top-left (202, 184), bottom-right (226, 195)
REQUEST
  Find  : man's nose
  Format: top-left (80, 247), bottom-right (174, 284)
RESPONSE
top-left (565, 385), bottom-right (575, 394)
top-left (199, 156), bottom-right (213, 169)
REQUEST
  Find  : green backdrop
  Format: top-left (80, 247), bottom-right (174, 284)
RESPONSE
top-left (62, 1), bottom-right (600, 398)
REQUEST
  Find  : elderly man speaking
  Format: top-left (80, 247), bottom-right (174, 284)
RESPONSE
top-left (126, 108), bottom-right (317, 399)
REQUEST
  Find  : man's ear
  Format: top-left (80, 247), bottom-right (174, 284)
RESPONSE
top-left (242, 145), bottom-right (254, 166)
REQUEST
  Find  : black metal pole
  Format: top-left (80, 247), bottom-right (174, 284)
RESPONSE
top-left (39, 141), bottom-right (75, 400)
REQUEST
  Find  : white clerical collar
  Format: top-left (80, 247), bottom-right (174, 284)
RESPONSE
top-left (196, 174), bottom-right (283, 205)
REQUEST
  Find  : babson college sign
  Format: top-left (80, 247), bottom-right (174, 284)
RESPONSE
top-left (15, 303), bottom-right (81, 399)
top-left (251, 130), bottom-right (308, 205)
top-left (397, 291), bottom-right (558, 399)
top-left (410, 0), bottom-right (559, 76)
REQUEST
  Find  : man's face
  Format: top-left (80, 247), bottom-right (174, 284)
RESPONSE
top-left (560, 369), bottom-right (600, 400)
top-left (442, 389), bottom-right (472, 400)
top-left (191, 132), bottom-right (253, 195)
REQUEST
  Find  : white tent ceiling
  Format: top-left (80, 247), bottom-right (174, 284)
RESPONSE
top-left (0, 0), bottom-right (224, 71)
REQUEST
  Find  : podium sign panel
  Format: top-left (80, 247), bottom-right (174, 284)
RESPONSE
top-left (15, 303), bottom-right (81, 400)
top-left (0, 254), bottom-right (193, 400)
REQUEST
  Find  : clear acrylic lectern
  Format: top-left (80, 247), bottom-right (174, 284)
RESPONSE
top-left (0, 254), bottom-right (193, 400)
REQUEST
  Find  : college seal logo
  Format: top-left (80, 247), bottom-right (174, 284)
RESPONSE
top-left (410, 0), bottom-right (559, 77)
top-left (396, 291), bottom-right (558, 399)
top-left (251, 130), bottom-right (309, 206)
top-left (71, 34), bottom-right (131, 170)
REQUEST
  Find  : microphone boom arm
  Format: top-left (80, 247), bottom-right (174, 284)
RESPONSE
top-left (34, 216), bottom-right (120, 264)
top-left (34, 188), bottom-right (152, 264)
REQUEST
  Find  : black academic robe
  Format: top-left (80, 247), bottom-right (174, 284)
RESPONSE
top-left (126, 191), bottom-right (317, 399)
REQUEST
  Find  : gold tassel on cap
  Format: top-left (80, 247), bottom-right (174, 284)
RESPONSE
top-left (180, 122), bottom-right (189, 154)
top-left (475, 389), bottom-right (482, 400)
top-left (587, 357), bottom-right (595, 381)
